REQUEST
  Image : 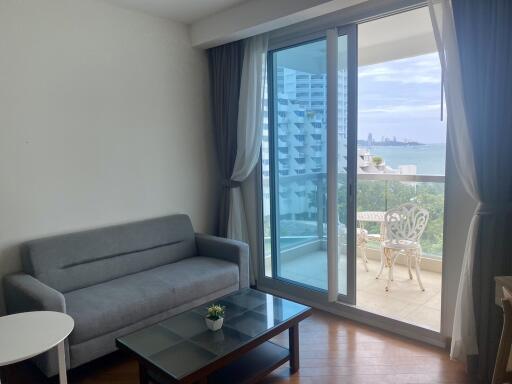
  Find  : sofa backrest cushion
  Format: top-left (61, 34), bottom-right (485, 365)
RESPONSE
top-left (21, 214), bottom-right (197, 293)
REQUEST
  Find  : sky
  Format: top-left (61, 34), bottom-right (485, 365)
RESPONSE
top-left (358, 52), bottom-right (447, 144)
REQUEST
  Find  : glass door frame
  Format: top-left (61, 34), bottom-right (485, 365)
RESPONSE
top-left (260, 24), bottom-right (358, 305)
top-left (337, 23), bottom-right (358, 305)
top-left (256, 0), bottom-right (449, 349)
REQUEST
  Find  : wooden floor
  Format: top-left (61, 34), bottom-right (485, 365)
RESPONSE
top-left (8, 310), bottom-right (478, 384)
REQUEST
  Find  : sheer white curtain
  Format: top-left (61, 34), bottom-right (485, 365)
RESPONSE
top-left (227, 34), bottom-right (268, 283)
top-left (428, 0), bottom-right (479, 363)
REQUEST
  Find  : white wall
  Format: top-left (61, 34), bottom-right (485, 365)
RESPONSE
top-left (0, 0), bottom-right (219, 313)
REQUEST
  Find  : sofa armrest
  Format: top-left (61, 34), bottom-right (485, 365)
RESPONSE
top-left (3, 273), bottom-right (69, 377)
top-left (195, 234), bottom-right (250, 289)
top-left (3, 273), bottom-right (66, 314)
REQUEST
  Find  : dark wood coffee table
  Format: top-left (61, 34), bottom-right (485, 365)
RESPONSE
top-left (116, 288), bottom-right (312, 383)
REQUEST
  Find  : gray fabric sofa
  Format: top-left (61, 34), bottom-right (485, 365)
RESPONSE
top-left (3, 214), bottom-right (249, 377)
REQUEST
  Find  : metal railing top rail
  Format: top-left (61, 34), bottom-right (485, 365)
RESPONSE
top-left (357, 173), bottom-right (445, 183)
top-left (272, 172), bottom-right (445, 183)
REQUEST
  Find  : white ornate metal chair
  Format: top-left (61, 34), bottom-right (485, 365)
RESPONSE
top-left (338, 225), bottom-right (369, 271)
top-left (356, 228), bottom-right (369, 272)
top-left (376, 203), bottom-right (429, 291)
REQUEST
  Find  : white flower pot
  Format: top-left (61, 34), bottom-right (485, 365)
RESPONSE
top-left (205, 317), bottom-right (224, 331)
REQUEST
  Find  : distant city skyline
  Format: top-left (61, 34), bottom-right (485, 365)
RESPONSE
top-left (360, 132), bottom-right (424, 146)
top-left (358, 52), bottom-right (447, 144)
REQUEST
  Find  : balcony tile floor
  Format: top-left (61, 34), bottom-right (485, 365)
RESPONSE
top-left (270, 252), bottom-right (441, 331)
top-left (357, 258), bottom-right (441, 331)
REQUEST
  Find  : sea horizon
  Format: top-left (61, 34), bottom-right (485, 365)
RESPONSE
top-left (358, 143), bottom-right (446, 175)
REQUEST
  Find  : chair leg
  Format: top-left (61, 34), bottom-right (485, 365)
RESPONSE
top-left (386, 264), bottom-right (392, 291)
top-left (385, 249), bottom-right (394, 292)
top-left (376, 246), bottom-right (385, 279)
top-left (362, 244), bottom-right (369, 272)
top-left (407, 251), bottom-right (413, 280)
top-left (414, 249), bottom-right (425, 291)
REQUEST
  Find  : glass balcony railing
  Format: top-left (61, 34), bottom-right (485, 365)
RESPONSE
top-left (263, 172), bottom-right (445, 261)
top-left (357, 173), bottom-right (445, 258)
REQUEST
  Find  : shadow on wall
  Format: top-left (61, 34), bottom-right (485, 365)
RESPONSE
top-left (0, 244), bottom-right (23, 314)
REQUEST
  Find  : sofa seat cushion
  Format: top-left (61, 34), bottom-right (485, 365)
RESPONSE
top-left (65, 257), bottom-right (239, 345)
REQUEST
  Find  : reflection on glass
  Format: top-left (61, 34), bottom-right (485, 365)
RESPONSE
top-left (265, 293), bottom-right (274, 328)
top-left (272, 39), bottom-right (328, 290)
top-left (262, 76), bottom-right (272, 277)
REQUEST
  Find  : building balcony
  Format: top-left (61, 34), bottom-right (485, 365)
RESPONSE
top-left (293, 134), bottom-right (306, 143)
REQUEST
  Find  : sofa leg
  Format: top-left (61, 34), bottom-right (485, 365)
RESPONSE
top-left (0, 366), bottom-right (7, 383)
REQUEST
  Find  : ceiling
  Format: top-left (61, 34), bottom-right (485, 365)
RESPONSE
top-left (359, 7), bottom-right (436, 66)
top-left (103, 0), bottom-right (251, 23)
top-left (268, 7), bottom-right (435, 74)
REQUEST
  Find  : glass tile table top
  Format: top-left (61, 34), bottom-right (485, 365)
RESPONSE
top-left (116, 289), bottom-right (310, 380)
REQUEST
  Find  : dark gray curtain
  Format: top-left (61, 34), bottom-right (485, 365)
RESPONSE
top-left (208, 41), bottom-right (244, 237)
top-left (453, 0), bottom-right (512, 380)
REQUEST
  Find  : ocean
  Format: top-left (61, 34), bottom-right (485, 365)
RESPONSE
top-left (359, 143), bottom-right (446, 175)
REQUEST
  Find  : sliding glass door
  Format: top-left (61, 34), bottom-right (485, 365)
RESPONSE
top-left (264, 26), bottom-right (356, 303)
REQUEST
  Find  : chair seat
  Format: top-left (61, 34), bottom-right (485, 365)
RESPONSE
top-left (367, 233), bottom-right (382, 242)
top-left (356, 228), bottom-right (368, 245)
top-left (65, 257), bottom-right (239, 344)
top-left (383, 239), bottom-right (420, 250)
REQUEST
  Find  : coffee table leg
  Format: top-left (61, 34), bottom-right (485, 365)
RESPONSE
top-left (139, 363), bottom-right (149, 384)
top-left (289, 323), bottom-right (300, 373)
top-left (57, 341), bottom-right (68, 384)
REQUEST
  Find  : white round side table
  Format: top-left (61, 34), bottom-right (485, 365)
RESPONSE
top-left (0, 311), bottom-right (74, 384)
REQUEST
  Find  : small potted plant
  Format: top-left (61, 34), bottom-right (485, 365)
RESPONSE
top-left (205, 304), bottom-right (225, 331)
top-left (372, 156), bottom-right (383, 166)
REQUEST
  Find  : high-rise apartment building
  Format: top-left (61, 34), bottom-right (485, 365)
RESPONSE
top-left (262, 67), bottom-right (348, 219)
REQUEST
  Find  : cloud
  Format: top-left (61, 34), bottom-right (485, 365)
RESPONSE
top-left (358, 66), bottom-right (397, 78)
top-left (360, 103), bottom-right (442, 114)
top-left (356, 52), bottom-right (446, 143)
top-left (373, 75), bottom-right (440, 84)
top-left (358, 53), bottom-right (441, 84)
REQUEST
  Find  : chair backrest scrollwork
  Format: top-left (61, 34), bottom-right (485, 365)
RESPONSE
top-left (384, 203), bottom-right (429, 244)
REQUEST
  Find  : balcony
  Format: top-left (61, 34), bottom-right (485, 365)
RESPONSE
top-left (278, 139), bottom-right (288, 147)
top-left (293, 134), bottom-right (306, 143)
top-left (263, 172), bottom-right (444, 331)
